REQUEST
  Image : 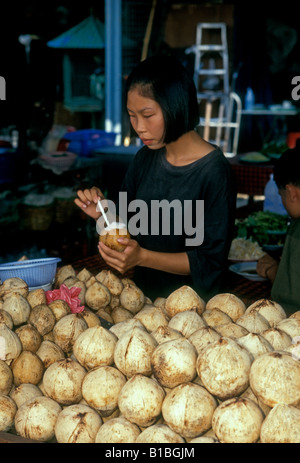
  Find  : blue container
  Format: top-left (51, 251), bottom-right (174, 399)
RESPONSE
top-left (0, 258), bottom-right (61, 287)
top-left (62, 129), bottom-right (116, 157)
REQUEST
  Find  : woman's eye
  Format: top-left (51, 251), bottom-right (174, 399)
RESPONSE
top-left (144, 114), bottom-right (153, 119)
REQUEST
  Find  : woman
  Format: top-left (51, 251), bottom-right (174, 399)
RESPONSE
top-left (75, 55), bottom-right (236, 301)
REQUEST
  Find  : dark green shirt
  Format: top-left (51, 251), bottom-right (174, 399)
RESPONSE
top-left (271, 218), bottom-right (300, 315)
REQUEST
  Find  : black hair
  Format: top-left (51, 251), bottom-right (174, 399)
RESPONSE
top-left (125, 54), bottom-right (199, 144)
top-left (274, 139), bottom-right (300, 189)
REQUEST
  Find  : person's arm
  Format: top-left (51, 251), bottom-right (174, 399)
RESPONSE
top-left (256, 254), bottom-right (279, 283)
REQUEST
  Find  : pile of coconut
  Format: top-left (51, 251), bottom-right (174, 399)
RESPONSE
top-left (1, 264), bottom-right (300, 444)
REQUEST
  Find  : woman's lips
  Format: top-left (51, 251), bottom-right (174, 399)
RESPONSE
top-left (141, 139), bottom-right (153, 146)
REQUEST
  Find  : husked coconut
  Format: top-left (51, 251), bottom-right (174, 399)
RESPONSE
top-left (43, 358), bottom-right (86, 405)
top-left (36, 340), bottom-right (65, 368)
top-left (82, 365), bottom-right (126, 416)
top-left (261, 327), bottom-right (292, 350)
top-left (15, 324), bottom-right (42, 352)
top-left (54, 264), bottom-right (76, 288)
top-left (215, 322), bottom-right (249, 339)
top-left (95, 416), bottom-right (140, 443)
top-left (27, 288), bottom-right (47, 308)
top-left (0, 309), bottom-right (13, 329)
top-left (10, 383), bottom-right (43, 408)
top-left (151, 325), bottom-right (183, 345)
top-left (77, 268), bottom-right (93, 283)
top-left (118, 374), bottom-right (165, 427)
top-left (260, 403), bottom-right (300, 443)
top-left (196, 337), bottom-right (252, 400)
top-left (0, 360), bottom-right (13, 395)
top-left (28, 304), bottom-right (56, 336)
top-left (73, 326), bottom-right (117, 370)
top-left (0, 322), bottom-right (22, 365)
top-left (96, 309), bottom-right (114, 324)
top-left (0, 394), bottom-right (17, 432)
top-left (165, 285), bottom-right (205, 318)
top-left (237, 333), bottom-right (274, 359)
top-left (109, 318), bottom-right (145, 339)
top-left (189, 436), bottom-right (219, 443)
top-left (0, 277), bottom-right (28, 300)
top-left (250, 351), bottom-right (300, 407)
top-left (162, 383), bottom-right (217, 439)
top-left (212, 397), bottom-right (264, 443)
top-left (85, 281), bottom-right (111, 311)
top-left (236, 310), bottom-right (270, 334)
top-left (48, 299), bottom-right (71, 321)
top-left (151, 337), bottom-right (197, 388)
top-left (11, 351), bottom-right (44, 387)
top-left (53, 313), bottom-right (88, 353)
top-left (55, 404), bottom-right (102, 443)
top-left (86, 276), bottom-right (97, 288)
top-left (245, 298), bottom-right (286, 327)
top-left (134, 304), bottom-right (168, 332)
top-left (120, 284), bottom-right (145, 314)
top-left (168, 310), bottom-right (206, 337)
top-left (136, 423), bottom-right (185, 443)
top-left (81, 308), bottom-right (101, 327)
top-left (202, 308), bottom-right (232, 327)
top-left (14, 396), bottom-right (62, 442)
top-left (188, 326), bottom-right (221, 354)
top-left (290, 311), bottom-right (300, 320)
top-left (99, 224), bottom-right (130, 252)
top-left (114, 326), bottom-right (157, 377)
top-left (276, 317), bottom-right (300, 339)
top-left (96, 269), bottom-right (124, 296)
top-left (63, 277), bottom-right (86, 304)
top-left (2, 293), bottom-right (31, 326)
top-left (206, 293), bottom-right (246, 322)
top-left (240, 386), bottom-right (270, 417)
top-left (111, 306), bottom-right (133, 324)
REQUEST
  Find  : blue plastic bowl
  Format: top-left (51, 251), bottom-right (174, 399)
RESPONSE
top-left (0, 258), bottom-right (61, 287)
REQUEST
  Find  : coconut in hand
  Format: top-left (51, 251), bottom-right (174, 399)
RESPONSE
top-left (99, 221), bottom-right (130, 252)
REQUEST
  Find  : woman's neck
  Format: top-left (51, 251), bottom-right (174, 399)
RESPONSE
top-left (165, 130), bottom-right (214, 166)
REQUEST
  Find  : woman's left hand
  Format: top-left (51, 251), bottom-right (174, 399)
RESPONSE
top-left (98, 237), bottom-right (142, 274)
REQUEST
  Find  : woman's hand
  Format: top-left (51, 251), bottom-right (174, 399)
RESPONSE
top-left (98, 237), bottom-right (142, 274)
top-left (74, 187), bottom-right (104, 220)
top-left (256, 254), bottom-right (279, 283)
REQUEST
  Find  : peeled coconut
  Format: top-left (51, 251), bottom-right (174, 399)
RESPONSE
top-left (43, 358), bottom-right (86, 405)
top-left (10, 383), bottom-right (43, 408)
top-left (276, 318), bottom-right (300, 339)
top-left (202, 308), bottom-right (232, 327)
top-left (165, 285), bottom-right (205, 318)
top-left (111, 306), bottom-right (133, 324)
top-left (14, 396), bottom-right (62, 442)
top-left (162, 383), bottom-right (217, 439)
top-left (0, 309), bottom-right (13, 329)
top-left (215, 322), bottom-right (249, 339)
top-left (196, 337), bottom-right (252, 400)
top-left (26, 288), bottom-right (47, 308)
top-left (96, 309), bottom-right (113, 324)
top-left (53, 313), bottom-right (88, 353)
top-left (95, 416), bottom-right (140, 443)
top-left (236, 309), bottom-right (270, 334)
top-left (0, 277), bottom-right (28, 300)
top-left (114, 326), bottom-right (157, 377)
top-left (260, 403), bottom-right (300, 443)
top-left (237, 333), bottom-right (274, 359)
top-left (0, 394), bottom-right (17, 432)
top-left (85, 281), bottom-right (111, 311)
top-left (0, 322), bottom-right (22, 365)
top-left (250, 351), bottom-right (300, 407)
top-left (15, 324), bottom-right (42, 353)
top-left (48, 299), bottom-right (71, 321)
top-left (212, 397), bottom-right (264, 443)
top-left (77, 268), bottom-right (93, 283)
top-left (134, 304), bottom-right (168, 332)
top-left (118, 374), bottom-right (165, 427)
top-left (55, 403), bottom-right (102, 443)
top-left (0, 360), bottom-right (13, 395)
top-left (151, 325), bottom-right (183, 345)
top-left (96, 269), bottom-right (124, 296)
top-left (28, 304), bottom-right (56, 336)
top-left (81, 308), bottom-right (101, 328)
top-left (206, 293), bottom-right (246, 322)
top-left (99, 223), bottom-right (130, 252)
top-left (120, 284), bottom-right (145, 315)
top-left (189, 436), bottom-right (219, 443)
top-left (54, 264), bottom-right (76, 288)
top-left (151, 337), bottom-right (197, 388)
top-left (109, 318), bottom-right (145, 339)
top-left (188, 326), bottom-right (221, 354)
top-left (36, 340), bottom-right (65, 368)
top-left (240, 386), bottom-right (271, 417)
top-left (168, 310), bottom-right (206, 338)
top-left (262, 327), bottom-right (292, 350)
top-left (82, 365), bottom-right (126, 416)
top-left (245, 298), bottom-right (286, 327)
top-left (11, 351), bottom-right (44, 387)
top-left (136, 423), bottom-right (185, 444)
top-left (2, 293), bottom-right (31, 326)
top-left (73, 325), bottom-right (117, 370)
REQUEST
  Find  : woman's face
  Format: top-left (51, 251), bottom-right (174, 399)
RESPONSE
top-left (127, 88), bottom-right (166, 150)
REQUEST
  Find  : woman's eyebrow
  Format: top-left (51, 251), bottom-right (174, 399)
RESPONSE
top-left (127, 106), bottom-right (154, 113)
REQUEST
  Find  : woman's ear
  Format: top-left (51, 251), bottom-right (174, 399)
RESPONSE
top-left (285, 184), bottom-right (298, 202)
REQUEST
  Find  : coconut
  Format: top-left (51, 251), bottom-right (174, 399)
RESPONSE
top-left (96, 269), bottom-right (124, 296)
top-left (11, 351), bottom-right (44, 387)
top-left (53, 313), bottom-right (88, 353)
top-left (0, 394), bottom-right (17, 432)
top-left (206, 293), bottom-right (246, 322)
top-left (109, 318), bottom-right (145, 339)
top-left (134, 304), bottom-right (168, 332)
top-left (168, 310), bottom-right (206, 338)
top-left (2, 293), bottom-right (31, 326)
top-left (36, 340), bottom-right (65, 368)
top-left (73, 326), bottom-right (117, 370)
top-left (28, 304), bottom-right (56, 336)
top-left (0, 309), bottom-right (13, 329)
top-left (245, 298), bottom-right (286, 327)
top-left (118, 374), bottom-right (165, 427)
top-left (250, 351), bottom-right (300, 407)
top-left (54, 264), bottom-right (76, 288)
top-left (212, 397), bottom-right (264, 443)
top-left (48, 299), bottom-right (71, 321)
top-left (151, 325), bottom-right (183, 345)
top-left (55, 403), bottom-right (102, 443)
top-left (77, 268), bottom-right (93, 283)
top-left (240, 386), bottom-right (271, 417)
top-left (10, 383), bottom-right (43, 408)
top-left (165, 285), bottom-right (205, 318)
top-left (15, 324), bottom-right (42, 353)
top-left (111, 306), bottom-right (133, 324)
top-left (189, 436), bottom-right (219, 443)
top-left (136, 423), bottom-right (185, 444)
top-left (14, 396), bottom-right (62, 442)
top-left (114, 326), bottom-right (157, 377)
top-left (95, 416), bottom-right (140, 443)
top-left (196, 337), bottom-right (252, 400)
top-left (162, 383), bottom-right (217, 439)
top-left (42, 358), bottom-right (86, 405)
top-left (260, 403), bottom-right (300, 443)
top-left (85, 281), bottom-right (111, 311)
top-left (202, 308), bottom-right (232, 327)
top-left (188, 326), bottom-right (221, 354)
top-left (276, 318), bottom-right (300, 339)
top-left (261, 327), bottom-right (292, 350)
top-left (99, 223), bottom-right (130, 252)
top-left (289, 311), bottom-right (300, 320)
top-left (215, 322), bottom-right (249, 339)
top-left (237, 333), bottom-right (274, 359)
top-left (151, 337), bottom-right (197, 389)
top-left (236, 310), bottom-right (270, 334)
top-left (82, 365), bottom-right (126, 416)
top-left (119, 284), bottom-right (145, 315)
top-left (0, 277), bottom-right (28, 300)
top-left (0, 322), bottom-right (22, 365)
top-left (0, 360), bottom-right (13, 395)
top-left (80, 308), bottom-right (101, 328)
top-left (26, 288), bottom-right (47, 308)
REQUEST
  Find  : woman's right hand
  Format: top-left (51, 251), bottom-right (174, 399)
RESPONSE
top-left (74, 187), bottom-right (104, 220)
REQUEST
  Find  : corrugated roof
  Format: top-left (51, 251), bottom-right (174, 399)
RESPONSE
top-left (47, 16), bottom-right (105, 49)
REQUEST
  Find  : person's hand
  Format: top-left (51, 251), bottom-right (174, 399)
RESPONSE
top-left (74, 187), bottom-right (104, 220)
top-left (256, 254), bottom-right (279, 283)
top-left (98, 237), bottom-right (142, 274)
